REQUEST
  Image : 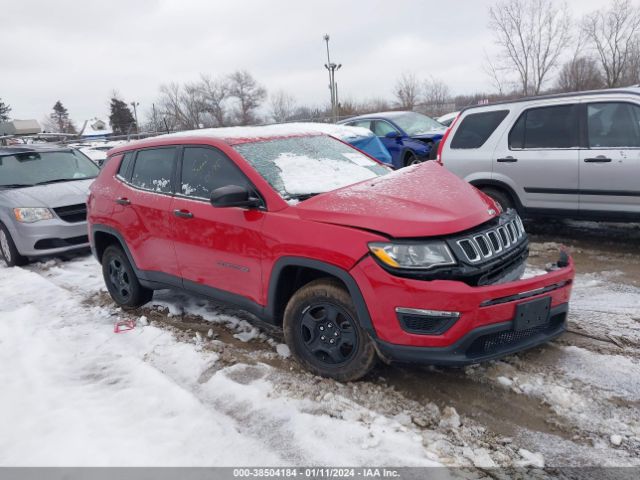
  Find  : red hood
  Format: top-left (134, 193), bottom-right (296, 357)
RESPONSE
top-left (294, 162), bottom-right (499, 238)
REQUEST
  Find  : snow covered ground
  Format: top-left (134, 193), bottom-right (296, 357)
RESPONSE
top-left (1, 225), bottom-right (639, 468)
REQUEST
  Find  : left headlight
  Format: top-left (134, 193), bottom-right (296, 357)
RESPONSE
top-left (369, 241), bottom-right (456, 270)
top-left (13, 208), bottom-right (54, 223)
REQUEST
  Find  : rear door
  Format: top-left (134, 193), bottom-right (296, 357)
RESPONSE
top-left (114, 147), bottom-right (180, 279)
top-left (579, 101), bottom-right (640, 216)
top-left (170, 146), bottom-right (266, 304)
top-left (493, 104), bottom-right (580, 213)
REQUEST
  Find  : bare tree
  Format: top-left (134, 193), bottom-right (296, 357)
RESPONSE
top-left (421, 77), bottom-right (451, 116)
top-left (269, 90), bottom-right (296, 123)
top-left (582, 0), bottom-right (640, 87)
top-left (555, 57), bottom-right (603, 92)
top-left (157, 82), bottom-right (204, 130)
top-left (488, 0), bottom-right (571, 95)
top-left (393, 73), bottom-right (420, 110)
top-left (227, 70), bottom-right (267, 126)
top-left (199, 74), bottom-right (229, 127)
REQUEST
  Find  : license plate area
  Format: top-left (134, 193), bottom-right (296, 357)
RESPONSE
top-left (514, 296), bottom-right (551, 331)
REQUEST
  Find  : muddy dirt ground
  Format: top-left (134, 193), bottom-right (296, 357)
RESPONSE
top-left (24, 219), bottom-right (640, 469)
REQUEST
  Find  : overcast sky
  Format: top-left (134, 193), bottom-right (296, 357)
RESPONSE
top-left (1, 0), bottom-right (610, 124)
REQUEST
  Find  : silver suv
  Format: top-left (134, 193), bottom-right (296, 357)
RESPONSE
top-left (439, 88), bottom-right (640, 221)
top-left (0, 145), bottom-right (99, 266)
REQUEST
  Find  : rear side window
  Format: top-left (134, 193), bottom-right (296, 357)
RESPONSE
top-left (117, 152), bottom-right (134, 179)
top-left (130, 148), bottom-right (176, 193)
top-left (509, 105), bottom-right (579, 149)
top-left (180, 147), bottom-right (249, 199)
top-left (450, 110), bottom-right (509, 149)
top-left (587, 102), bottom-right (640, 148)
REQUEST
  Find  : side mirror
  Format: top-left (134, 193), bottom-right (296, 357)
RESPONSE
top-left (210, 185), bottom-right (262, 208)
top-left (385, 131), bottom-right (401, 139)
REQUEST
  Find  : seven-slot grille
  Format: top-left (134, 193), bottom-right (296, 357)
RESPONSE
top-left (456, 216), bottom-right (525, 263)
top-left (53, 204), bottom-right (87, 223)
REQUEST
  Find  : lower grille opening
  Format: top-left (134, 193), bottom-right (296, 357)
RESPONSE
top-left (34, 235), bottom-right (89, 250)
top-left (466, 310), bottom-right (566, 358)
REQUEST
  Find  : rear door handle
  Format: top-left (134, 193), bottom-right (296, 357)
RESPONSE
top-left (584, 156), bottom-right (612, 163)
top-left (497, 156), bottom-right (518, 163)
top-left (115, 197), bottom-right (130, 206)
top-left (173, 209), bottom-right (194, 219)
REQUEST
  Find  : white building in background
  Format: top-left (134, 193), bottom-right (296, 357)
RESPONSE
top-left (79, 118), bottom-right (112, 139)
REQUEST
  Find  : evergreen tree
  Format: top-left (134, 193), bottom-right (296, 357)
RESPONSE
top-left (109, 97), bottom-right (136, 135)
top-left (49, 101), bottom-right (76, 133)
top-left (0, 98), bottom-right (11, 122)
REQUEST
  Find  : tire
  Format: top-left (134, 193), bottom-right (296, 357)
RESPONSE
top-left (481, 187), bottom-right (516, 213)
top-left (0, 223), bottom-right (28, 267)
top-left (283, 278), bottom-right (377, 382)
top-left (102, 245), bottom-right (153, 309)
top-left (427, 140), bottom-right (440, 160)
top-left (404, 151), bottom-right (422, 167)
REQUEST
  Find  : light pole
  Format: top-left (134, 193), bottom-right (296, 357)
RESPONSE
top-left (130, 101), bottom-right (139, 135)
top-left (323, 34), bottom-right (342, 122)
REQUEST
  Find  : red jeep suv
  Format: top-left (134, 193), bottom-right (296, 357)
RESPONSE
top-left (87, 125), bottom-right (575, 381)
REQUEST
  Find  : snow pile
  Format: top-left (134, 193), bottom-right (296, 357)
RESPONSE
top-left (274, 153), bottom-right (377, 195)
top-left (0, 261), bottom-right (441, 467)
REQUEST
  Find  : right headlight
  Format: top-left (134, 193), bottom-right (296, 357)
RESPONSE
top-left (13, 207), bottom-right (54, 223)
top-left (368, 241), bottom-right (457, 270)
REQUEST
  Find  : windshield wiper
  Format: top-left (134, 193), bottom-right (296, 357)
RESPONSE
top-left (289, 193), bottom-right (322, 201)
top-left (35, 177), bottom-right (94, 186)
top-left (0, 183), bottom-right (36, 189)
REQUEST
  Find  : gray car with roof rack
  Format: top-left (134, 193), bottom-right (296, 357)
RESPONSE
top-left (0, 144), bottom-right (99, 266)
top-left (438, 87), bottom-right (640, 221)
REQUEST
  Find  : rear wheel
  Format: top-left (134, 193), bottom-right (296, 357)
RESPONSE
top-left (102, 245), bottom-right (153, 309)
top-left (0, 223), bottom-right (28, 267)
top-left (481, 187), bottom-right (516, 212)
top-left (283, 279), bottom-right (377, 382)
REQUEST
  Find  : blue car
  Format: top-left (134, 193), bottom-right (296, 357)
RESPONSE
top-left (339, 111), bottom-right (446, 169)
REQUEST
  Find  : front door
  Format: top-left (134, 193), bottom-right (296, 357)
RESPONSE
top-left (170, 146), bottom-right (266, 305)
top-left (493, 104), bottom-right (580, 213)
top-left (579, 101), bottom-right (640, 216)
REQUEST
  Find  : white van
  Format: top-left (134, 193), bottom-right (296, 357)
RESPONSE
top-left (438, 88), bottom-right (640, 221)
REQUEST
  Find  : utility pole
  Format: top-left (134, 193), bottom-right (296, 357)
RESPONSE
top-left (130, 101), bottom-right (140, 136)
top-left (323, 34), bottom-right (342, 122)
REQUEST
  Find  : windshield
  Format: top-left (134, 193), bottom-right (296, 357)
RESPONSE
top-left (393, 112), bottom-right (445, 135)
top-left (0, 150), bottom-right (100, 187)
top-left (234, 135), bottom-right (390, 201)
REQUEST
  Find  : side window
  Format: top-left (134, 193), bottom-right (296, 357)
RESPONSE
top-left (130, 148), bottom-right (176, 193)
top-left (509, 104), bottom-right (579, 149)
top-left (372, 120), bottom-right (398, 136)
top-left (587, 102), bottom-right (640, 148)
top-left (450, 110), bottom-right (509, 149)
top-left (349, 120), bottom-right (372, 130)
top-left (117, 152), bottom-right (134, 179)
top-left (180, 147), bottom-right (248, 199)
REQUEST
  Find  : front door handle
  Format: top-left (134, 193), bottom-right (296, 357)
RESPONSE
top-left (173, 209), bottom-right (194, 219)
top-left (584, 156), bottom-right (612, 163)
top-left (497, 156), bottom-right (518, 163)
top-left (115, 197), bottom-right (130, 206)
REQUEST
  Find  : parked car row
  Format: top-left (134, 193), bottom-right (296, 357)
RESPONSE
top-left (4, 86), bottom-right (639, 381)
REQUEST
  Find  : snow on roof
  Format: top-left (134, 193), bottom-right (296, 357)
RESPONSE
top-left (161, 122), bottom-right (374, 143)
top-left (79, 118), bottom-right (113, 137)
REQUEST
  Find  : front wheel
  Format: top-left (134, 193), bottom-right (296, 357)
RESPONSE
top-left (404, 151), bottom-right (422, 167)
top-left (283, 279), bottom-right (377, 382)
top-left (0, 223), bottom-right (28, 267)
top-left (102, 245), bottom-right (153, 309)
